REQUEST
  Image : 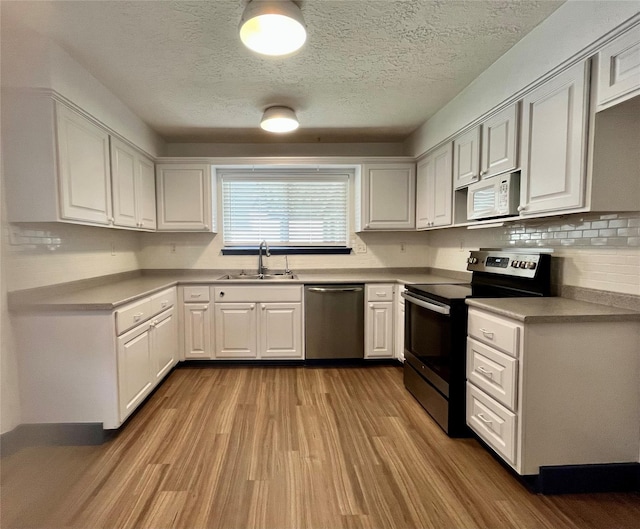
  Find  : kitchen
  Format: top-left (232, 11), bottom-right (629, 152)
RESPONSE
top-left (1, 1), bottom-right (640, 528)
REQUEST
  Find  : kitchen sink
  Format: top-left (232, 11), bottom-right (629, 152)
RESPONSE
top-left (217, 273), bottom-right (298, 280)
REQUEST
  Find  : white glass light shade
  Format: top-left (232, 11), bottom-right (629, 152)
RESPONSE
top-left (239, 0), bottom-right (306, 56)
top-left (260, 106), bottom-right (299, 133)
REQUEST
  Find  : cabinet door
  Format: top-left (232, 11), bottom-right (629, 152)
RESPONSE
top-left (453, 126), bottom-right (480, 189)
top-left (152, 307), bottom-right (177, 381)
top-left (417, 143), bottom-right (453, 228)
top-left (110, 137), bottom-right (138, 228)
top-left (365, 302), bottom-right (394, 358)
top-left (520, 61), bottom-right (589, 216)
top-left (117, 323), bottom-right (153, 422)
top-left (259, 302), bottom-right (302, 359)
top-left (597, 27), bottom-right (640, 109)
top-left (361, 163), bottom-right (415, 230)
top-left (183, 302), bottom-right (212, 359)
top-left (137, 155), bottom-right (157, 230)
top-left (214, 303), bottom-right (258, 359)
top-left (56, 103), bottom-right (112, 225)
top-left (156, 164), bottom-right (214, 231)
top-left (481, 103), bottom-right (519, 178)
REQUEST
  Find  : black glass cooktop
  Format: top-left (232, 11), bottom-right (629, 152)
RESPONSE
top-left (406, 283), bottom-right (473, 304)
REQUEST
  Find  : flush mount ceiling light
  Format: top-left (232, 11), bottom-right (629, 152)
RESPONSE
top-left (239, 0), bottom-right (307, 56)
top-left (260, 106), bottom-right (299, 133)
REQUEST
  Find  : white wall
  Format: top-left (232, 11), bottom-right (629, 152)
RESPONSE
top-left (405, 1), bottom-right (640, 157)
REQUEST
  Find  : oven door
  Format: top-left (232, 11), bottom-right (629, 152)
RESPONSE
top-left (401, 291), bottom-right (452, 396)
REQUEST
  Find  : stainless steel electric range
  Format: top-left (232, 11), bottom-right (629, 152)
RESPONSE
top-left (402, 249), bottom-right (552, 437)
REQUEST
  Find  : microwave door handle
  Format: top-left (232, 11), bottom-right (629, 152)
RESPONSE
top-left (401, 292), bottom-right (450, 315)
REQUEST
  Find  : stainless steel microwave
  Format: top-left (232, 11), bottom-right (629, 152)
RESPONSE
top-left (467, 173), bottom-right (520, 220)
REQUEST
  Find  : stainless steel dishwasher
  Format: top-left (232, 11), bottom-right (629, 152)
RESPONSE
top-left (304, 284), bottom-right (365, 359)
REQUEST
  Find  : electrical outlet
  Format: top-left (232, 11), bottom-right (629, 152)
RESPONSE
top-left (400, 242), bottom-right (406, 253)
top-left (355, 241), bottom-right (367, 254)
top-left (170, 242), bottom-right (176, 253)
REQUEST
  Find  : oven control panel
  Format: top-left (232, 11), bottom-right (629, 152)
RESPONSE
top-left (466, 250), bottom-right (549, 278)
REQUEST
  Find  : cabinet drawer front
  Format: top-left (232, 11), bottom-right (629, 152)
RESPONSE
top-left (151, 287), bottom-right (176, 315)
top-left (366, 284), bottom-right (394, 302)
top-left (466, 383), bottom-right (517, 465)
top-left (214, 286), bottom-right (302, 303)
top-left (597, 29), bottom-right (640, 108)
top-left (467, 338), bottom-right (518, 409)
top-left (183, 285), bottom-right (211, 303)
top-left (116, 297), bottom-right (153, 335)
top-left (468, 308), bottom-right (521, 357)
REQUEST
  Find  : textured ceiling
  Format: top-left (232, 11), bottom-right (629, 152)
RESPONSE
top-left (2, 0), bottom-right (564, 143)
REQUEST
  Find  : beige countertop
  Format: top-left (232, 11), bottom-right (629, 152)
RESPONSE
top-left (466, 297), bottom-right (640, 323)
top-left (9, 269), bottom-right (469, 311)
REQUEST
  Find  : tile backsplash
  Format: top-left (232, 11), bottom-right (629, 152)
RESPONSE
top-left (502, 212), bottom-right (639, 248)
top-left (428, 212), bottom-right (640, 296)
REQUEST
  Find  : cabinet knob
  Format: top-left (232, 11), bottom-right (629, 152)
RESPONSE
top-left (219, 291), bottom-right (225, 297)
top-left (261, 304), bottom-right (266, 310)
top-left (517, 205), bottom-right (527, 212)
top-left (251, 304), bottom-right (256, 310)
top-left (480, 170), bottom-right (487, 176)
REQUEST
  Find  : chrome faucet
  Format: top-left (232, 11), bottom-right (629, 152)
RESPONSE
top-left (258, 240), bottom-right (270, 277)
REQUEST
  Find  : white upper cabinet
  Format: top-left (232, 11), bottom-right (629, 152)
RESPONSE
top-left (453, 102), bottom-right (520, 190)
top-left (156, 164), bottom-right (216, 232)
top-left (480, 103), bottom-right (520, 179)
top-left (357, 163), bottom-right (416, 230)
top-left (110, 137), bottom-right (156, 230)
top-left (596, 25), bottom-right (640, 110)
top-left (3, 91), bottom-right (157, 230)
top-left (56, 102), bottom-right (114, 225)
top-left (416, 143), bottom-right (453, 229)
top-left (453, 126), bottom-right (480, 189)
top-left (519, 61), bottom-right (589, 216)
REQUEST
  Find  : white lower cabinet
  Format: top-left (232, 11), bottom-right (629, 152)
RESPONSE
top-left (213, 286), bottom-right (303, 360)
top-left (365, 284), bottom-right (394, 359)
top-left (466, 306), bottom-right (640, 476)
top-left (116, 290), bottom-right (178, 423)
top-left (182, 285), bottom-right (213, 359)
top-left (214, 303), bottom-right (258, 359)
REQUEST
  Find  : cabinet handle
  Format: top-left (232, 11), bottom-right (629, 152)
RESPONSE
top-left (480, 328), bottom-right (494, 339)
top-left (133, 312), bottom-right (144, 321)
top-left (477, 413), bottom-right (492, 426)
top-left (375, 292), bottom-right (386, 297)
top-left (190, 293), bottom-right (202, 298)
top-left (477, 366), bottom-right (493, 378)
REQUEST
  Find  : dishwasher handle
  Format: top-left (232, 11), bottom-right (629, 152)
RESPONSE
top-left (307, 286), bottom-right (364, 293)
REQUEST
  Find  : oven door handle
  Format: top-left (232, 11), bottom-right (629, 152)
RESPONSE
top-left (401, 292), bottom-right (450, 315)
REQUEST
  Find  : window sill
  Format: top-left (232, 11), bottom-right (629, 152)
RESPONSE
top-left (221, 246), bottom-right (352, 256)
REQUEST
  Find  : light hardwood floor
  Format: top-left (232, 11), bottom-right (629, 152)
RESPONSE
top-left (2, 365), bottom-right (639, 529)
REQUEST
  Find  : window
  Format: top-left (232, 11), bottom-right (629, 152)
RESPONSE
top-left (220, 170), bottom-right (350, 249)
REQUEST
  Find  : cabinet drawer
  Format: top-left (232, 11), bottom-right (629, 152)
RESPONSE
top-left (366, 284), bottom-right (394, 302)
top-left (116, 297), bottom-right (153, 335)
top-left (468, 308), bottom-right (521, 357)
top-left (183, 285), bottom-right (211, 303)
top-left (466, 382), bottom-right (517, 465)
top-left (467, 338), bottom-right (518, 409)
top-left (214, 286), bottom-right (302, 303)
top-left (151, 287), bottom-right (176, 315)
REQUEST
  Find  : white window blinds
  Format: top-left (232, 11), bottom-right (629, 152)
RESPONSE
top-left (221, 172), bottom-right (349, 246)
